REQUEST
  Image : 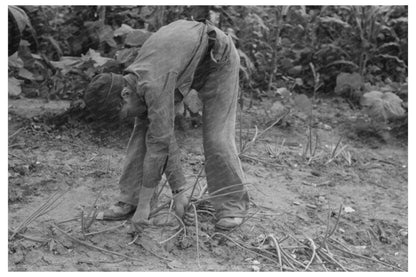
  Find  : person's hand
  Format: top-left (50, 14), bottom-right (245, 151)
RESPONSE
top-left (173, 191), bottom-right (189, 218)
top-left (172, 191), bottom-right (196, 226)
top-left (130, 203), bottom-right (150, 232)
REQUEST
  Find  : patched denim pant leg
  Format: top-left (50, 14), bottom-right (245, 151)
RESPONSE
top-left (198, 36), bottom-right (249, 219)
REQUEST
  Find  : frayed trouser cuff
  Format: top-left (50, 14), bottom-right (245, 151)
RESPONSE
top-left (118, 194), bottom-right (138, 206)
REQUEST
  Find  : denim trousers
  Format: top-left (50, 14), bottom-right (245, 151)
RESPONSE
top-left (118, 20), bottom-right (249, 219)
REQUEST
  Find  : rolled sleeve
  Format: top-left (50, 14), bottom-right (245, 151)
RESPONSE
top-left (142, 72), bottom-right (177, 188)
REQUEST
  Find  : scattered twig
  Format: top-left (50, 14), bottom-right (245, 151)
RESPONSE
top-left (212, 232), bottom-right (294, 271)
top-left (56, 217), bottom-right (79, 224)
top-left (375, 223), bottom-right (389, 243)
top-left (326, 136), bottom-right (347, 164)
top-left (366, 230), bottom-right (373, 247)
top-left (279, 246), bottom-right (307, 269)
top-left (8, 152), bottom-right (30, 163)
top-left (302, 133), bottom-right (310, 158)
top-left (188, 165), bottom-right (205, 202)
top-left (240, 109), bottom-right (289, 155)
top-left (9, 127), bottom-right (25, 140)
top-left (127, 233), bottom-right (140, 246)
top-left (137, 240), bottom-right (172, 261)
top-left (240, 153), bottom-right (284, 167)
top-left (192, 203), bottom-right (201, 268)
top-left (52, 223), bottom-right (143, 263)
top-left (257, 110), bottom-right (290, 140)
top-left (8, 228), bottom-right (48, 244)
top-left (328, 238), bottom-right (404, 271)
top-left (278, 250), bottom-right (298, 271)
top-left (318, 248), bottom-right (349, 271)
top-left (83, 197), bottom-right (103, 231)
top-left (266, 234), bottom-right (283, 271)
top-left (85, 221), bottom-right (127, 237)
top-left (159, 228), bottom-right (184, 244)
top-left (309, 122), bottom-right (313, 157)
top-left (197, 183), bottom-right (208, 199)
top-left (9, 143), bottom-right (26, 148)
top-left (319, 204), bottom-right (343, 251)
top-left (304, 237), bottom-right (317, 271)
top-left (156, 178), bottom-right (169, 200)
top-left (331, 136), bottom-right (343, 158)
top-left (326, 204), bottom-right (343, 239)
top-left (315, 252), bottom-right (328, 271)
top-left (81, 210), bottom-right (85, 239)
top-left (151, 211), bottom-right (186, 235)
top-left (9, 189), bottom-right (69, 240)
top-left (240, 125), bottom-right (258, 154)
top-left (149, 201), bottom-right (171, 218)
top-left (194, 189), bottom-right (247, 204)
top-left (308, 133), bottom-right (319, 164)
top-left (223, 207), bottom-right (260, 235)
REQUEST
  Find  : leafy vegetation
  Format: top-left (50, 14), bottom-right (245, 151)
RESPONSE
top-left (8, 5), bottom-right (407, 130)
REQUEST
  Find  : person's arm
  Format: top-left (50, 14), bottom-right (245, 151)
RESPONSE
top-left (132, 72), bottom-right (177, 226)
top-left (142, 72), bottom-right (177, 189)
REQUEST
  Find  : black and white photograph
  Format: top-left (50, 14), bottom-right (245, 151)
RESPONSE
top-left (7, 4), bottom-right (409, 272)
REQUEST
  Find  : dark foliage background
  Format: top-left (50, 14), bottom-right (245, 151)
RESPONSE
top-left (8, 5), bottom-right (408, 124)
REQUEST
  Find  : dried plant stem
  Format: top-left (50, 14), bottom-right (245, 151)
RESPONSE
top-left (81, 210), bottom-right (86, 238)
top-left (304, 237), bottom-right (317, 271)
top-left (222, 208), bottom-right (259, 236)
top-left (56, 217), bottom-right (79, 224)
top-left (10, 189), bottom-right (68, 240)
top-left (280, 246), bottom-right (307, 269)
top-left (84, 221), bottom-right (127, 237)
top-left (320, 204), bottom-right (343, 250)
top-left (9, 127), bottom-right (25, 140)
top-left (328, 238), bottom-right (404, 271)
top-left (240, 126), bottom-right (258, 154)
top-left (318, 249), bottom-right (349, 271)
top-left (312, 133), bottom-right (319, 157)
top-left (315, 253), bottom-right (328, 271)
top-left (240, 109), bottom-right (289, 155)
top-left (258, 110), bottom-right (289, 139)
top-left (326, 204), bottom-right (343, 238)
top-left (266, 234), bottom-right (283, 271)
top-left (127, 234), bottom-right (140, 246)
top-left (52, 223), bottom-right (143, 263)
top-left (151, 211), bottom-right (186, 234)
top-left (331, 136), bottom-right (343, 158)
top-left (188, 165), bottom-right (205, 201)
top-left (192, 204), bottom-right (201, 268)
top-left (309, 120), bottom-right (313, 157)
top-left (159, 228), bottom-right (184, 244)
top-left (84, 186), bottom-right (104, 231)
top-left (280, 252), bottom-right (297, 271)
top-left (156, 178), bottom-right (169, 199)
top-left (326, 136), bottom-right (345, 164)
top-left (240, 153), bottom-right (284, 167)
top-left (8, 228), bottom-right (48, 244)
top-left (212, 232), bottom-right (294, 271)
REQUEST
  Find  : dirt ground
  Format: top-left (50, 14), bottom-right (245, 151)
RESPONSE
top-left (8, 96), bottom-right (408, 271)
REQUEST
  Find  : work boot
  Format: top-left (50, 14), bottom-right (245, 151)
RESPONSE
top-left (96, 201), bottom-right (136, 221)
top-left (215, 217), bottom-right (244, 230)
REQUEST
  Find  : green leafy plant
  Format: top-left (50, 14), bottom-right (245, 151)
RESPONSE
top-left (360, 90), bottom-right (405, 122)
top-left (315, 6), bottom-right (407, 84)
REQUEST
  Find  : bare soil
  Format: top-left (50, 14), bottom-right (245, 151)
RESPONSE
top-left (8, 97), bottom-right (408, 271)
